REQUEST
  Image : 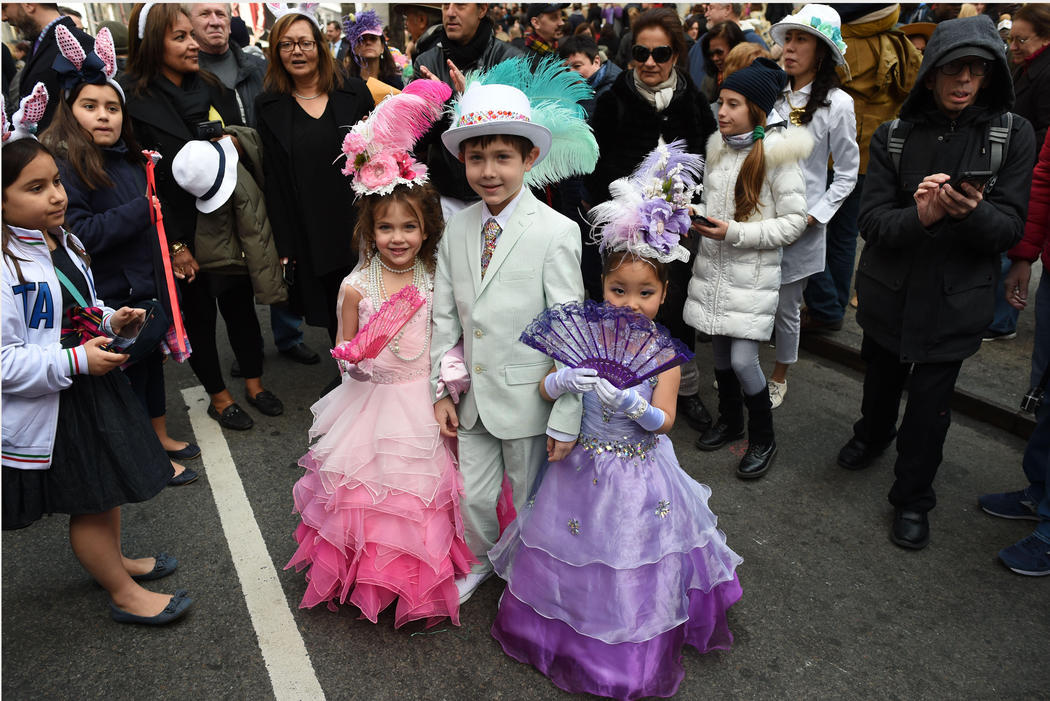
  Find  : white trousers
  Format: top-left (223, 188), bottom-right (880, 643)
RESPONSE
top-left (457, 417), bottom-right (547, 573)
top-left (774, 278), bottom-right (807, 365)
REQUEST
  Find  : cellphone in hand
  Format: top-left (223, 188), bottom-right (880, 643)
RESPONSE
top-left (691, 214), bottom-right (716, 228)
top-left (102, 306), bottom-right (157, 352)
top-left (946, 170), bottom-right (993, 192)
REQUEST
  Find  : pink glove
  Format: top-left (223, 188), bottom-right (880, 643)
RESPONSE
top-left (338, 357), bottom-right (374, 382)
top-left (436, 341), bottom-right (470, 403)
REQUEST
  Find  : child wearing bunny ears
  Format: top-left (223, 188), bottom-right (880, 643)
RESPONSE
top-left (2, 85), bottom-right (192, 625)
top-left (41, 24), bottom-right (200, 486)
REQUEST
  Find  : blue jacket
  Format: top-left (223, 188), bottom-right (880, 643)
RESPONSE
top-left (581, 61), bottom-right (622, 119)
top-left (58, 143), bottom-right (157, 307)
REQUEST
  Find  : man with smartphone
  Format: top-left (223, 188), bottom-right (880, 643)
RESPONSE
top-left (836, 16), bottom-right (1036, 551)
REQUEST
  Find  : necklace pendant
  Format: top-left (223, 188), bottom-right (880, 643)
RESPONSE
top-left (789, 107), bottom-right (805, 127)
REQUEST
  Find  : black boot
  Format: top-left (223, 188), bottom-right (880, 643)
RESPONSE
top-left (678, 393), bottom-right (713, 432)
top-left (738, 389), bottom-right (777, 479)
top-left (695, 369), bottom-right (745, 451)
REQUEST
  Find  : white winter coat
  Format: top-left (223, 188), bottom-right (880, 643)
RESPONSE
top-left (683, 126), bottom-right (813, 341)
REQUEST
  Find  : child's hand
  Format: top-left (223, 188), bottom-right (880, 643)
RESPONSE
top-left (694, 216), bottom-right (729, 241)
top-left (110, 307), bottom-right (146, 338)
top-left (434, 396), bottom-right (459, 438)
top-left (547, 437), bottom-right (575, 462)
top-left (340, 358), bottom-right (373, 381)
top-left (84, 336), bottom-right (129, 375)
top-left (594, 378), bottom-right (640, 413)
top-left (544, 367), bottom-right (599, 399)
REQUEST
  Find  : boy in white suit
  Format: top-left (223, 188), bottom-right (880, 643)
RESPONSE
top-left (430, 76), bottom-right (597, 604)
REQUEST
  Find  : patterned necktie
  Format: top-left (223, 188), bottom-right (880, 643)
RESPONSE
top-left (480, 217), bottom-right (502, 278)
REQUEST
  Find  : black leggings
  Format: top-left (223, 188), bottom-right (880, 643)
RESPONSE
top-left (123, 349), bottom-right (166, 419)
top-left (180, 272), bottom-right (264, 395)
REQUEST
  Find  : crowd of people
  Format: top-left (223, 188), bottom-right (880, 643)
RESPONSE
top-left (2, 2), bottom-right (1048, 699)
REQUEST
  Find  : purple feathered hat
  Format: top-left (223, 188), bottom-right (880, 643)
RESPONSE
top-left (344, 9), bottom-right (384, 48)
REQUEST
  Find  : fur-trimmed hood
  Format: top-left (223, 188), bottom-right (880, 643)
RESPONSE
top-left (705, 125), bottom-right (815, 168)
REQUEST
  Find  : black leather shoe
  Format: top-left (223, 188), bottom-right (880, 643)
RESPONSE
top-left (678, 394), bottom-right (713, 432)
top-left (207, 403), bottom-right (254, 430)
top-left (891, 509), bottom-right (930, 550)
top-left (695, 422), bottom-right (746, 451)
top-left (837, 435), bottom-right (894, 471)
top-left (280, 342), bottom-right (320, 365)
top-left (245, 390), bottom-right (284, 416)
top-left (737, 440), bottom-right (777, 479)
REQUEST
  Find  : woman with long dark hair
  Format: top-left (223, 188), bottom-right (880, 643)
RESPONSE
top-left (255, 8), bottom-right (373, 346)
top-left (765, 5), bottom-right (859, 409)
top-left (588, 7), bottom-right (718, 435)
top-left (122, 2), bottom-right (281, 431)
top-left (343, 10), bottom-right (404, 92)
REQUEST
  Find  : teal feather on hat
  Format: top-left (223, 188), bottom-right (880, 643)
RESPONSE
top-left (456, 56), bottom-right (599, 187)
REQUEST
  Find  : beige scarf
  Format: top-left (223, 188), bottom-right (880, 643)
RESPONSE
top-left (633, 69), bottom-right (678, 112)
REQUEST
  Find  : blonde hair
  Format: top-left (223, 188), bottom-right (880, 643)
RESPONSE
top-left (722, 42), bottom-right (771, 79)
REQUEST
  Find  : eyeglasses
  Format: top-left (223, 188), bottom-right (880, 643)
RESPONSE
top-left (1008, 34), bottom-right (1033, 45)
top-left (276, 39), bottom-right (317, 53)
top-left (938, 58), bottom-right (990, 76)
top-left (632, 44), bottom-right (673, 64)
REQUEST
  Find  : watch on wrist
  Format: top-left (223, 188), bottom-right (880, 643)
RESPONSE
top-left (170, 241), bottom-right (188, 257)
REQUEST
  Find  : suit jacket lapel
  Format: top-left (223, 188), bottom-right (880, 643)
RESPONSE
top-left (476, 189), bottom-right (537, 298)
top-left (465, 209), bottom-right (483, 296)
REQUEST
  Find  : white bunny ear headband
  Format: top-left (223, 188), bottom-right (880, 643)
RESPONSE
top-left (266, 3), bottom-right (321, 28)
top-left (52, 24), bottom-right (124, 101)
top-left (2, 83), bottom-right (49, 145)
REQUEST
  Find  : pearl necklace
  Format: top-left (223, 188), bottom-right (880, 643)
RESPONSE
top-left (293, 91), bottom-right (322, 100)
top-left (366, 254), bottom-right (432, 363)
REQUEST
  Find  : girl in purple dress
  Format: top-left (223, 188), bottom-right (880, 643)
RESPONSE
top-left (489, 143), bottom-right (743, 699)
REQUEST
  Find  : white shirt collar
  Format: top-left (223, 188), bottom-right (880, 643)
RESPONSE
top-left (481, 187), bottom-right (527, 232)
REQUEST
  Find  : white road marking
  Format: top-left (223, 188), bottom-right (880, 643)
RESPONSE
top-left (183, 386), bottom-right (325, 701)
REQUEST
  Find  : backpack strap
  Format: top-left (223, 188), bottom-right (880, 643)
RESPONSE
top-left (887, 118), bottom-right (913, 174)
top-left (985, 111), bottom-right (1012, 192)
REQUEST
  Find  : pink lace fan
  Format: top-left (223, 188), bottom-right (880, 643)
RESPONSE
top-left (331, 285), bottom-right (425, 364)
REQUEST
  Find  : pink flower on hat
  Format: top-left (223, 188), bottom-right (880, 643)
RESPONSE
top-left (355, 152), bottom-right (399, 191)
top-left (342, 131), bottom-right (368, 158)
top-left (395, 151), bottom-right (425, 180)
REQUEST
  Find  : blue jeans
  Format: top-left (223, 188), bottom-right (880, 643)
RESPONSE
top-left (987, 252), bottom-right (1020, 335)
top-left (1025, 271), bottom-right (1050, 538)
top-left (270, 305), bottom-right (304, 351)
top-left (804, 173), bottom-right (864, 322)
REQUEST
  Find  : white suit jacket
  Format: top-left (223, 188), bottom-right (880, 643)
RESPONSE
top-left (430, 188), bottom-right (585, 440)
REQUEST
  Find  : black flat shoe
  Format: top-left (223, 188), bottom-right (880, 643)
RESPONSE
top-left (166, 443), bottom-right (201, 461)
top-left (279, 342), bottom-right (320, 365)
top-left (246, 390), bottom-right (283, 416)
top-left (168, 467), bottom-right (199, 487)
top-left (891, 509), bottom-right (930, 550)
top-left (737, 440), bottom-right (777, 479)
top-left (207, 403), bottom-right (254, 430)
top-left (837, 434), bottom-right (895, 471)
top-left (677, 394), bottom-right (713, 432)
top-left (131, 553), bottom-right (178, 582)
top-left (695, 422), bottom-right (745, 451)
top-left (110, 590), bottom-right (193, 625)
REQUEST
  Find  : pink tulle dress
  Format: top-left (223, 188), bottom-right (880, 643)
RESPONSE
top-left (286, 269), bottom-right (475, 627)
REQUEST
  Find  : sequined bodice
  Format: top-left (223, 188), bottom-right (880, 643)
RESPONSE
top-left (578, 378), bottom-right (659, 458)
top-left (346, 268), bottom-right (432, 384)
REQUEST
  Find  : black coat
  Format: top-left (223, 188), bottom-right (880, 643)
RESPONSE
top-left (17, 17), bottom-right (93, 130)
top-left (198, 45), bottom-right (267, 127)
top-left (121, 77), bottom-right (243, 251)
top-left (254, 81), bottom-right (373, 273)
top-left (1012, 46), bottom-right (1050, 150)
top-left (587, 68), bottom-right (717, 204)
top-left (856, 15), bottom-right (1036, 364)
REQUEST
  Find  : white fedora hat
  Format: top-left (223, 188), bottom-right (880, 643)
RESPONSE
top-left (441, 83), bottom-right (552, 163)
top-left (770, 4), bottom-right (849, 66)
top-left (172, 137), bottom-right (239, 214)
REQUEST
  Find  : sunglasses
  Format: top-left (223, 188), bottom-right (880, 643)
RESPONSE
top-left (938, 58), bottom-right (990, 76)
top-left (632, 44), bottom-right (674, 64)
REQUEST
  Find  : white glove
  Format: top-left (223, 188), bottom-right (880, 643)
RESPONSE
top-left (544, 367), bottom-right (600, 399)
top-left (595, 378), bottom-right (666, 431)
top-left (339, 357), bottom-right (374, 382)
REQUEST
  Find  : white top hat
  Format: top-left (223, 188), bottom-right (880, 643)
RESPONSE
top-left (172, 137), bottom-right (239, 214)
top-left (770, 4), bottom-right (848, 66)
top-left (440, 83), bottom-right (553, 163)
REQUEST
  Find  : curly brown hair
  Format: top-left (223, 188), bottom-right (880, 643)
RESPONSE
top-left (353, 183), bottom-right (444, 272)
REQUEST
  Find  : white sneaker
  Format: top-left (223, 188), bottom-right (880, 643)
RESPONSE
top-left (768, 379), bottom-right (787, 409)
top-left (455, 569), bottom-right (493, 604)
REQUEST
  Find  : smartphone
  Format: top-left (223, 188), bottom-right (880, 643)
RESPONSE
top-left (103, 306), bottom-right (157, 352)
top-left (691, 214), bottom-right (716, 228)
top-left (196, 120), bottom-right (224, 140)
top-left (947, 170), bottom-right (993, 192)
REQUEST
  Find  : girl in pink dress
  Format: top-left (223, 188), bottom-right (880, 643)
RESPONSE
top-left (286, 81), bottom-right (475, 627)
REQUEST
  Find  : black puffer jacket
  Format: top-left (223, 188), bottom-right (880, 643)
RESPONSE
top-left (586, 68), bottom-right (717, 204)
top-left (856, 15), bottom-right (1035, 364)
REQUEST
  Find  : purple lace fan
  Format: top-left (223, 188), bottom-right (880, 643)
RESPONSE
top-left (519, 300), bottom-right (694, 389)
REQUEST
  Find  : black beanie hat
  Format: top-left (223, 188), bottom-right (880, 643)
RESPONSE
top-left (720, 57), bottom-right (789, 115)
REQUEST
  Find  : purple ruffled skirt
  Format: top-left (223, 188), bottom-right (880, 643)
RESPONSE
top-left (489, 435), bottom-right (743, 700)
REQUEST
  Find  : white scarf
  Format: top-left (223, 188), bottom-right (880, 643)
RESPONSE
top-left (633, 69), bottom-right (678, 112)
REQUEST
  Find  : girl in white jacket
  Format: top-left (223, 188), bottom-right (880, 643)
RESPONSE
top-left (684, 58), bottom-right (813, 479)
top-left (766, 5), bottom-right (860, 408)
top-left (2, 103), bottom-right (192, 625)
